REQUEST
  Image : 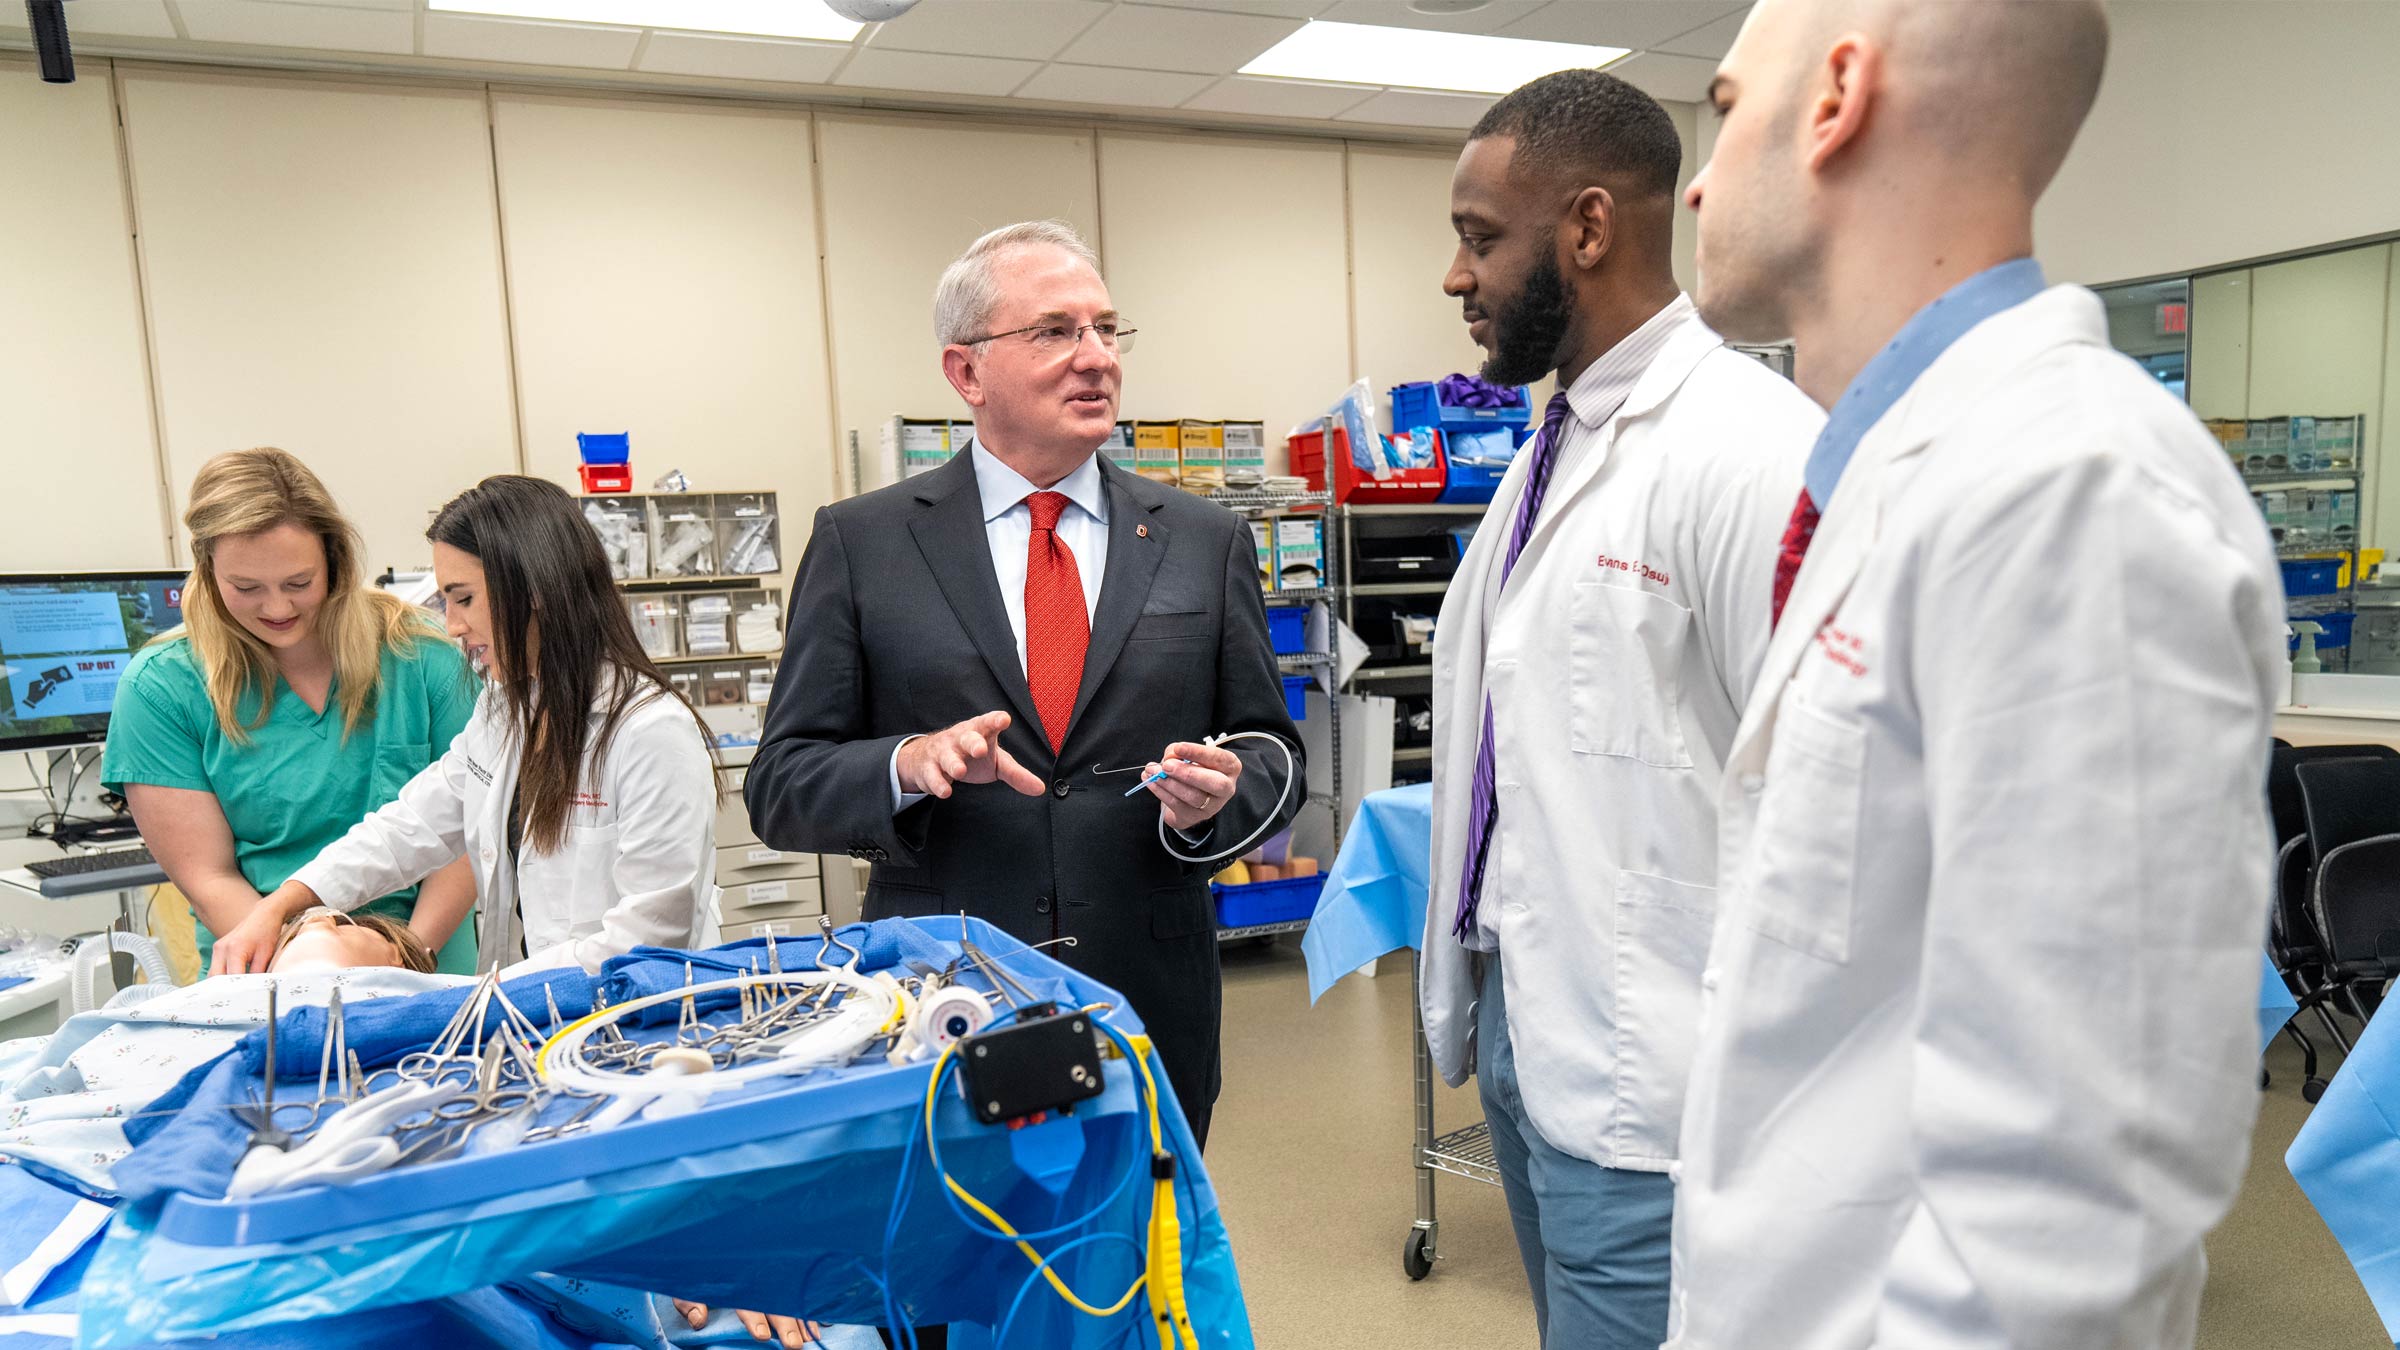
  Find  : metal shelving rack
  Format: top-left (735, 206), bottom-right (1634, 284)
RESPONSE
top-left (1328, 494), bottom-right (1507, 1281)
top-left (1203, 487), bottom-right (1341, 944)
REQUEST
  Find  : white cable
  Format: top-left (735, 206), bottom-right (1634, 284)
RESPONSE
top-left (1155, 729), bottom-right (1300, 866)
top-left (538, 968), bottom-right (900, 1105)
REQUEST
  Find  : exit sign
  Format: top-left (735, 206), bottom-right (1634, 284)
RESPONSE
top-left (2158, 303), bottom-right (2188, 335)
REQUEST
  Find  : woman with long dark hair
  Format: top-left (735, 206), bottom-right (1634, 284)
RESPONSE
top-left (209, 475), bottom-right (720, 976)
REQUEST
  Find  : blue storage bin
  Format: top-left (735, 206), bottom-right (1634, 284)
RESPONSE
top-left (576, 431), bottom-right (631, 465)
top-left (1391, 381), bottom-right (1534, 434)
top-left (2290, 611), bottom-right (2355, 652)
top-left (1212, 873), bottom-right (1326, 928)
top-left (1281, 674), bottom-right (1310, 720)
top-left (1440, 460), bottom-right (1510, 504)
top-left (1265, 605), bottom-right (1308, 654)
top-left (2281, 558), bottom-right (2343, 598)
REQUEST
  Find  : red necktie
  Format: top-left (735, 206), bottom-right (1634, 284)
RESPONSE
top-left (1023, 491), bottom-right (1089, 756)
top-left (1770, 488), bottom-right (1821, 633)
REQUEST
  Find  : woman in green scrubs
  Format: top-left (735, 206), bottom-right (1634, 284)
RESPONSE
top-left (101, 448), bottom-right (480, 973)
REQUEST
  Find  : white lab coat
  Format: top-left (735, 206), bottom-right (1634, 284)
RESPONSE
top-left (1417, 310), bottom-right (1820, 1170)
top-left (1665, 286), bottom-right (2285, 1350)
top-left (293, 668), bottom-right (719, 975)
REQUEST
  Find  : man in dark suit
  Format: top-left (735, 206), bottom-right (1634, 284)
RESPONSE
top-left (746, 219), bottom-right (1302, 1151)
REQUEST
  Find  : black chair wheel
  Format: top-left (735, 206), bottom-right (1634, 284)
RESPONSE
top-left (2261, 1067), bottom-right (2272, 1091)
top-left (2305, 1077), bottom-right (2329, 1103)
top-left (1402, 1228), bottom-right (1434, 1281)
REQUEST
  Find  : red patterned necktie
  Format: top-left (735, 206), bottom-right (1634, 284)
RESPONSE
top-left (1770, 487), bottom-right (1821, 633)
top-left (1023, 491), bottom-right (1089, 756)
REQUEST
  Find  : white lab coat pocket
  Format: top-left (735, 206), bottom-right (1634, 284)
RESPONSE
top-left (1739, 697), bottom-right (1865, 964)
top-left (1612, 869), bottom-right (1715, 1153)
top-left (1567, 580), bottom-right (1693, 768)
top-left (558, 821), bottom-right (622, 937)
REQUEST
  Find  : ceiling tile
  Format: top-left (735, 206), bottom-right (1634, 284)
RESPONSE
top-left (833, 47), bottom-right (1043, 97)
top-left (1502, 1), bottom-right (1746, 49)
top-left (1127, 0), bottom-right (1331, 18)
top-left (51, 0), bottom-right (178, 39)
top-left (175, 0), bottom-right (415, 53)
top-left (1317, 0), bottom-right (1551, 35)
top-left (1601, 50), bottom-right (1718, 102)
top-left (1334, 86), bottom-right (1491, 129)
top-left (868, 0), bottom-right (1109, 62)
top-left (1057, 5), bottom-right (1303, 76)
top-left (1013, 62), bottom-right (1217, 109)
top-left (637, 31), bottom-right (852, 83)
top-left (1179, 74), bottom-right (1375, 119)
top-left (420, 13), bottom-right (642, 66)
top-left (1651, 6), bottom-right (1749, 58)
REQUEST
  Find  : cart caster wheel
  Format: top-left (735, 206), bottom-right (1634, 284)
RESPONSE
top-left (2305, 1077), bottom-right (2329, 1104)
top-left (1403, 1228), bottom-right (1434, 1281)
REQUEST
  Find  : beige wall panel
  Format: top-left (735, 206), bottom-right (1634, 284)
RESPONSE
top-left (1345, 145), bottom-right (1482, 400)
top-left (816, 115), bottom-right (1099, 490)
top-left (493, 93), bottom-right (832, 538)
top-left (1664, 99), bottom-right (1699, 298)
top-left (2248, 246), bottom-right (2389, 553)
top-left (0, 58), bottom-right (169, 571)
top-left (2189, 270), bottom-right (2252, 423)
top-left (2042, 1), bottom-right (2400, 284)
top-left (1099, 131), bottom-right (1348, 471)
top-left (120, 69), bottom-right (516, 572)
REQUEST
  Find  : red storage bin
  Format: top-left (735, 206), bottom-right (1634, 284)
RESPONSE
top-left (579, 463), bottom-right (633, 494)
top-left (1288, 425), bottom-right (1445, 504)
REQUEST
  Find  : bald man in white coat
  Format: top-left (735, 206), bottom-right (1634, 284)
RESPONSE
top-left (1663, 3), bottom-right (2286, 1348)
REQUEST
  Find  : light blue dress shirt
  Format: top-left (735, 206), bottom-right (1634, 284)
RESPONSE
top-left (1804, 258), bottom-right (2048, 507)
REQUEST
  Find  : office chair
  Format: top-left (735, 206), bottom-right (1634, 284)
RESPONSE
top-left (2267, 744), bottom-right (2399, 1099)
top-left (2297, 757), bottom-right (2400, 1052)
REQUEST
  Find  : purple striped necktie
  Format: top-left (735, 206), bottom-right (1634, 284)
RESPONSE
top-left (1453, 390), bottom-right (1575, 941)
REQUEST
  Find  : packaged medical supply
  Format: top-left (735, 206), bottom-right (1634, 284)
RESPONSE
top-left (893, 418), bottom-right (954, 479)
top-left (1222, 421), bottom-right (1267, 487)
top-left (1100, 421), bottom-right (1135, 472)
top-left (1274, 517), bottom-right (1324, 592)
top-left (684, 593), bottom-right (733, 657)
top-left (581, 497), bottom-right (650, 580)
top-left (1250, 520), bottom-right (1273, 593)
top-left (648, 496), bottom-right (718, 577)
top-left (627, 596), bottom-right (681, 660)
top-left (1133, 422), bottom-right (1180, 483)
top-left (1178, 420), bottom-right (1226, 491)
top-left (716, 493), bottom-right (781, 577)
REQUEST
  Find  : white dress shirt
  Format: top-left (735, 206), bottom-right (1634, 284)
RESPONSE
top-left (889, 441), bottom-right (1110, 808)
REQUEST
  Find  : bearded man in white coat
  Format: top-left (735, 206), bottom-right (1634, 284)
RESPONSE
top-left (1664, 3), bottom-right (2286, 1349)
top-left (1416, 70), bottom-right (1821, 1349)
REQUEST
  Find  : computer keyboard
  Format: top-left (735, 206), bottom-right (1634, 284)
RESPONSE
top-left (24, 846), bottom-right (167, 898)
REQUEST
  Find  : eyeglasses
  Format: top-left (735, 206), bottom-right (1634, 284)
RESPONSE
top-left (961, 320), bottom-right (1138, 356)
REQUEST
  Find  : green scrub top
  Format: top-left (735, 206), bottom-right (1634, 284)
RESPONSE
top-left (100, 629), bottom-right (481, 972)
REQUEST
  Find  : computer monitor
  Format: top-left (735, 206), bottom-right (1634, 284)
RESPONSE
top-left (0, 571), bottom-right (190, 754)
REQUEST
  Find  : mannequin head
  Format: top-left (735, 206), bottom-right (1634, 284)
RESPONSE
top-left (270, 907), bottom-right (437, 974)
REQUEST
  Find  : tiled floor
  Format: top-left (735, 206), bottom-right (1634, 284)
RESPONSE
top-left (1206, 941), bottom-right (2383, 1349)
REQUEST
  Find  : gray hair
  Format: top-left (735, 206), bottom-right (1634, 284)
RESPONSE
top-left (933, 220), bottom-right (1101, 347)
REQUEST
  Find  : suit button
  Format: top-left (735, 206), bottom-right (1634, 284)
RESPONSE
top-left (1035, 895), bottom-right (1053, 914)
top-left (1052, 780), bottom-right (1070, 799)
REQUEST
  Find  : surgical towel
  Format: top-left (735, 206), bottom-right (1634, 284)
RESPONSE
top-left (1301, 784), bottom-right (1434, 1003)
top-left (2, 969), bottom-right (449, 1193)
top-left (2290, 997), bottom-right (2400, 1342)
top-left (80, 919), bottom-right (1253, 1350)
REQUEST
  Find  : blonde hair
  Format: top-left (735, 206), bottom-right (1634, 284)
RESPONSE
top-left (275, 907), bottom-right (437, 974)
top-left (167, 448), bottom-right (442, 744)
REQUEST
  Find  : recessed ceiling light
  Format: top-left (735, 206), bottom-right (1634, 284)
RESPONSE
top-left (427, 0), bottom-right (864, 43)
top-left (1409, 0), bottom-right (1492, 13)
top-left (1240, 21), bottom-right (1629, 97)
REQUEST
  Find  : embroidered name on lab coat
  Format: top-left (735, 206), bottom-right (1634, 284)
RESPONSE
top-left (464, 756), bottom-right (493, 786)
top-left (1814, 624), bottom-right (1869, 678)
top-left (1595, 554), bottom-right (1671, 587)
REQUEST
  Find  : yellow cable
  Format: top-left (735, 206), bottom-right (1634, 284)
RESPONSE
top-left (923, 1027), bottom-right (1199, 1346)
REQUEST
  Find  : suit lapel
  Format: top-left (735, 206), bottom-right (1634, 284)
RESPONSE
top-left (906, 453), bottom-right (1047, 745)
top-left (1068, 460), bottom-right (1170, 738)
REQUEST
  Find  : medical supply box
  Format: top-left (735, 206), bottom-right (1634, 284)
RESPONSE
top-left (1389, 380), bottom-right (1535, 435)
